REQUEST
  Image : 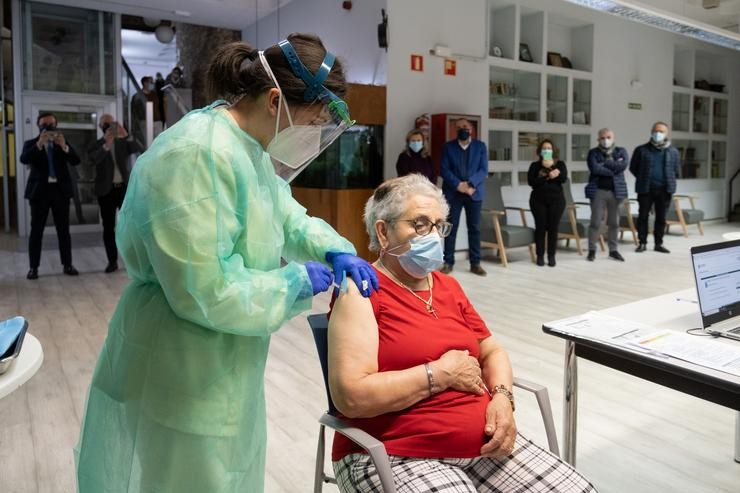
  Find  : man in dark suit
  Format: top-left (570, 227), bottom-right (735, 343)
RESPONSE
top-left (440, 118), bottom-right (489, 276)
top-left (88, 114), bottom-right (142, 273)
top-left (21, 112), bottom-right (81, 280)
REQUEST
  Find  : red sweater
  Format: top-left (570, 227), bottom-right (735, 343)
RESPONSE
top-left (331, 268), bottom-right (492, 461)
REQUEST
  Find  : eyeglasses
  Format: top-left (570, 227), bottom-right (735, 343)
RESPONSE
top-left (393, 217), bottom-right (452, 238)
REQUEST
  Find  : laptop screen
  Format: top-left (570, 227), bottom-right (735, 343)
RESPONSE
top-left (691, 239), bottom-right (740, 327)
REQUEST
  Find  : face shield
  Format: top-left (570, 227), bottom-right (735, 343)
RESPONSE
top-left (258, 41), bottom-right (354, 182)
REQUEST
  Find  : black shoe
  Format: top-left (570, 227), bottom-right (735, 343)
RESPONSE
top-left (63, 265), bottom-right (79, 276)
top-left (654, 245), bottom-right (670, 254)
top-left (26, 268), bottom-right (38, 280)
top-left (548, 256), bottom-right (556, 267)
top-left (105, 261), bottom-right (119, 273)
top-left (609, 251), bottom-right (625, 262)
top-left (536, 256), bottom-right (545, 266)
top-left (586, 250), bottom-right (596, 262)
top-left (439, 263), bottom-right (453, 274)
top-left (635, 243), bottom-right (647, 252)
top-left (470, 264), bottom-right (487, 276)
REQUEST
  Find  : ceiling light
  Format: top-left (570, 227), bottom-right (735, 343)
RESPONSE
top-left (155, 25), bottom-right (175, 44)
top-left (562, 0), bottom-right (740, 50)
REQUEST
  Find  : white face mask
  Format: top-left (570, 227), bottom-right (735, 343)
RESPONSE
top-left (599, 138), bottom-right (613, 148)
top-left (259, 51), bottom-right (323, 182)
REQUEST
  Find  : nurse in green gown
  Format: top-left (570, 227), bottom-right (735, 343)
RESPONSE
top-left (75, 33), bottom-right (378, 492)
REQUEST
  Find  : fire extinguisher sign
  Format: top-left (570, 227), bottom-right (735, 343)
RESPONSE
top-left (410, 54), bottom-right (424, 72)
top-left (444, 59), bottom-right (456, 76)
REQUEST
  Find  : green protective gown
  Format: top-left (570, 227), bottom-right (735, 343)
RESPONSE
top-left (75, 101), bottom-right (355, 492)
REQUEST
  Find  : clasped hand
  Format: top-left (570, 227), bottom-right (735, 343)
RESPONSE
top-left (456, 181), bottom-right (475, 196)
top-left (435, 349), bottom-right (485, 395)
top-left (480, 394), bottom-right (517, 458)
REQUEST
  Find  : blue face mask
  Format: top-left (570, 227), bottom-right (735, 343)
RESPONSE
top-left (457, 128), bottom-right (470, 141)
top-left (386, 233), bottom-right (444, 279)
top-left (409, 141), bottom-right (423, 153)
top-left (651, 131), bottom-right (665, 143)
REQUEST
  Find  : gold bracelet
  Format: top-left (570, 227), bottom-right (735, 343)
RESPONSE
top-left (423, 363), bottom-right (436, 396)
top-left (492, 384), bottom-right (515, 411)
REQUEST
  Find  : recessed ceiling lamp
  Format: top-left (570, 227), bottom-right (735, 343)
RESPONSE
top-left (562, 0), bottom-right (740, 50)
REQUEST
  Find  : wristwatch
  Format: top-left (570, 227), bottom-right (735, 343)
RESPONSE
top-left (492, 385), bottom-right (515, 411)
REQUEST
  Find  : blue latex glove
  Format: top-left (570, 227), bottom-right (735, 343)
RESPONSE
top-left (305, 261), bottom-right (334, 295)
top-left (325, 251), bottom-right (379, 297)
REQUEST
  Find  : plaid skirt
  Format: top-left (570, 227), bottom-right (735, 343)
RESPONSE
top-left (333, 433), bottom-right (597, 493)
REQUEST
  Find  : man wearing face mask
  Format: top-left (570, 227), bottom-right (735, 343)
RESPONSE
top-left (585, 128), bottom-right (629, 262)
top-left (76, 34), bottom-right (379, 493)
top-left (87, 114), bottom-right (143, 273)
top-left (629, 121), bottom-right (681, 253)
top-left (131, 75), bottom-right (162, 146)
top-left (440, 118), bottom-right (489, 276)
top-left (20, 112), bottom-right (81, 279)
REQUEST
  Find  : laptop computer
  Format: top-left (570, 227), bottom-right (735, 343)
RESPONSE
top-left (690, 239), bottom-right (740, 341)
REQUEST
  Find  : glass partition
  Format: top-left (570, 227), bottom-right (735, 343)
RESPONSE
top-left (671, 93), bottom-right (690, 132)
top-left (572, 79), bottom-right (591, 126)
top-left (711, 141), bottom-right (726, 178)
top-left (673, 139), bottom-right (707, 179)
top-left (571, 134), bottom-right (590, 162)
top-left (546, 75), bottom-right (567, 123)
top-left (488, 130), bottom-right (512, 161)
top-left (489, 67), bottom-right (540, 122)
top-left (712, 99), bottom-right (728, 134)
top-left (692, 96), bottom-right (709, 133)
top-left (22, 2), bottom-right (115, 95)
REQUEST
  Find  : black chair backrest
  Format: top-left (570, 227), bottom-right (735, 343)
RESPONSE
top-left (307, 314), bottom-right (338, 415)
top-left (482, 174), bottom-right (507, 225)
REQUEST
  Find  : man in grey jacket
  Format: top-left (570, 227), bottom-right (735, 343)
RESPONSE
top-left (585, 128), bottom-right (629, 262)
top-left (629, 121), bottom-right (681, 254)
top-left (88, 114), bottom-right (142, 272)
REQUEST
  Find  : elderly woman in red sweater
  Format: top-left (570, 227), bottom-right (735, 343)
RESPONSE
top-left (328, 173), bottom-right (597, 492)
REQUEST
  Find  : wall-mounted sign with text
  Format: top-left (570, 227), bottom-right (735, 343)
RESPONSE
top-left (628, 102), bottom-right (642, 110)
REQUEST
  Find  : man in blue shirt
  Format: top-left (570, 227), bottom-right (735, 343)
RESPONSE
top-left (629, 121), bottom-right (681, 254)
top-left (439, 118), bottom-right (489, 276)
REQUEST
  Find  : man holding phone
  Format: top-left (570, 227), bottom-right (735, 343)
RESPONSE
top-left (87, 114), bottom-right (142, 273)
top-left (20, 112), bottom-right (81, 279)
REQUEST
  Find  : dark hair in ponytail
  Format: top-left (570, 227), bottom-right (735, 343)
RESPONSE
top-left (206, 33), bottom-right (347, 105)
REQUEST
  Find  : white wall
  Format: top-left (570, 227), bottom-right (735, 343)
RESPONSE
top-left (386, 0), bottom-right (740, 220)
top-left (242, 0), bottom-right (387, 85)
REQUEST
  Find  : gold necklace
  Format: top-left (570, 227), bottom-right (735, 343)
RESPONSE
top-left (377, 260), bottom-right (438, 318)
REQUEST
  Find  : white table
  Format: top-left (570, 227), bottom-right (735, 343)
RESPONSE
top-left (543, 289), bottom-right (740, 465)
top-left (0, 333), bottom-right (44, 399)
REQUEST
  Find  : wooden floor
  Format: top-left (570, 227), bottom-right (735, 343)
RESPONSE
top-left (1, 223), bottom-right (739, 492)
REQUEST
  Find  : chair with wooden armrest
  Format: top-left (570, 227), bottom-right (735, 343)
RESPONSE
top-left (479, 175), bottom-right (536, 267)
top-left (557, 179), bottom-right (605, 255)
top-left (666, 194), bottom-right (704, 237)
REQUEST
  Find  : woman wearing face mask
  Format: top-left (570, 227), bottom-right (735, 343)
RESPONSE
top-left (527, 139), bottom-right (568, 267)
top-left (75, 34), bottom-right (378, 493)
top-left (395, 129), bottom-right (436, 183)
top-left (327, 174), bottom-right (597, 493)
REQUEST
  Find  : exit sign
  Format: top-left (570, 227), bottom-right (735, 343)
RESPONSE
top-left (628, 102), bottom-right (642, 110)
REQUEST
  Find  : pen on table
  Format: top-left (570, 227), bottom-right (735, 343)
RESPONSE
top-left (675, 298), bottom-right (698, 304)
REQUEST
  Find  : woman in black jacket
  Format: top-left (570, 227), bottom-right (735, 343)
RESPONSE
top-left (527, 139), bottom-right (568, 267)
top-left (395, 129), bottom-right (436, 183)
